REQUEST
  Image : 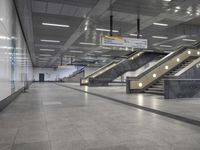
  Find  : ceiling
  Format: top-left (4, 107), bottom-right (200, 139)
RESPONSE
top-left (15, 0), bottom-right (200, 67)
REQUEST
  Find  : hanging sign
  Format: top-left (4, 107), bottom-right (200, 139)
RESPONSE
top-left (101, 36), bottom-right (148, 49)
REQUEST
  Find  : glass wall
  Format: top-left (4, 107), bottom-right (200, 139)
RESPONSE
top-left (0, 0), bottom-right (33, 101)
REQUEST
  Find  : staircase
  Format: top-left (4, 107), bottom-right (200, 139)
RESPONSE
top-left (145, 57), bottom-right (197, 95)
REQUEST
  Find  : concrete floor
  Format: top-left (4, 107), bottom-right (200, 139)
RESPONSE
top-left (1, 83), bottom-right (200, 150)
top-left (60, 83), bottom-right (200, 122)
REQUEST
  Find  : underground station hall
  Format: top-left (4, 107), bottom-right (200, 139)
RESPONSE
top-left (2, 0), bottom-right (200, 149)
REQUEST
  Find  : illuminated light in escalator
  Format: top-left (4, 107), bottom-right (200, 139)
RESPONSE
top-left (197, 51), bottom-right (200, 55)
top-left (138, 82), bottom-right (143, 87)
top-left (176, 58), bottom-right (180, 62)
top-left (153, 73), bottom-right (157, 78)
top-left (85, 80), bottom-right (88, 83)
top-left (187, 50), bottom-right (191, 54)
top-left (165, 65), bottom-right (169, 70)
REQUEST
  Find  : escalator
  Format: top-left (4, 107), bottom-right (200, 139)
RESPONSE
top-left (126, 47), bottom-right (200, 94)
top-left (63, 67), bottom-right (85, 82)
top-left (81, 51), bottom-right (166, 86)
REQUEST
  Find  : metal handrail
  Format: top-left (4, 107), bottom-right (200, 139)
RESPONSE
top-left (83, 50), bottom-right (140, 79)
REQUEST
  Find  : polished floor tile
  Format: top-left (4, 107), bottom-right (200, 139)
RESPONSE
top-left (1, 83), bottom-right (200, 150)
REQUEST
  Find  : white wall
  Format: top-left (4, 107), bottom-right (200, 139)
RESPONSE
top-left (33, 68), bottom-right (57, 81)
top-left (0, 0), bottom-right (33, 101)
top-left (33, 66), bottom-right (80, 81)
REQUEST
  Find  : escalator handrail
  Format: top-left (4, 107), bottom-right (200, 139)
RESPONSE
top-left (83, 50), bottom-right (140, 79)
top-left (127, 42), bottom-right (200, 80)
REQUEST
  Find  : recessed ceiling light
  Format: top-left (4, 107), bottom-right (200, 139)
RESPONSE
top-left (160, 45), bottom-right (172, 48)
top-left (39, 54), bottom-right (52, 57)
top-left (42, 23), bottom-right (70, 28)
top-left (176, 6), bottom-right (181, 10)
top-left (163, 0), bottom-right (171, 1)
top-left (153, 22), bottom-right (168, 26)
top-left (40, 40), bottom-right (60, 43)
top-left (152, 36), bottom-right (168, 39)
top-left (80, 42), bottom-right (96, 46)
top-left (96, 28), bottom-right (119, 33)
top-left (69, 50), bottom-right (83, 53)
top-left (40, 49), bottom-right (55, 52)
top-left (130, 33), bottom-right (142, 37)
top-left (182, 39), bottom-right (196, 42)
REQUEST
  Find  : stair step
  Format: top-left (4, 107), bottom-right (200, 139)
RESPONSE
top-left (148, 87), bottom-right (164, 91)
top-left (153, 85), bottom-right (164, 88)
top-left (145, 90), bottom-right (164, 95)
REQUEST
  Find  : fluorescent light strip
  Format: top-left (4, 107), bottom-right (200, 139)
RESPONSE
top-left (163, 0), bottom-right (171, 1)
top-left (80, 42), bottom-right (96, 46)
top-left (152, 36), bottom-right (168, 39)
top-left (130, 33), bottom-right (142, 37)
top-left (41, 40), bottom-right (60, 43)
top-left (160, 45), bottom-right (172, 48)
top-left (102, 55), bottom-right (111, 57)
top-left (39, 54), bottom-right (52, 56)
top-left (94, 51), bottom-right (103, 53)
top-left (42, 23), bottom-right (70, 28)
top-left (40, 49), bottom-right (55, 52)
top-left (69, 50), bottom-right (83, 53)
top-left (0, 36), bottom-right (10, 40)
top-left (96, 28), bottom-right (119, 33)
top-left (153, 22), bottom-right (168, 26)
top-left (182, 39), bottom-right (196, 42)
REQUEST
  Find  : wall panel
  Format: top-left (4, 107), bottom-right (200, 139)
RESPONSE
top-left (0, 0), bottom-right (33, 101)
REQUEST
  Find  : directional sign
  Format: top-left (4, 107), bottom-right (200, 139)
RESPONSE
top-left (101, 36), bottom-right (148, 49)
